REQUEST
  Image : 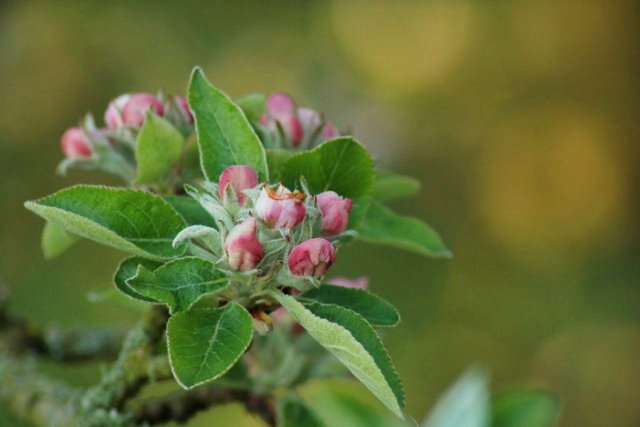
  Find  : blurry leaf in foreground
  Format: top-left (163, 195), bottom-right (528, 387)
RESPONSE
top-left (422, 365), bottom-right (490, 427)
top-left (87, 287), bottom-right (147, 313)
top-left (41, 221), bottom-right (79, 259)
top-left (492, 390), bottom-right (560, 427)
top-left (373, 172), bottom-right (421, 201)
top-left (278, 395), bottom-right (325, 427)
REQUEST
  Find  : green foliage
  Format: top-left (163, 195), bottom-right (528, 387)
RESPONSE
top-left (266, 148), bottom-right (294, 182)
top-left (276, 294), bottom-right (405, 419)
top-left (492, 390), bottom-right (560, 427)
top-left (126, 257), bottom-right (228, 313)
top-left (25, 185), bottom-right (187, 260)
top-left (19, 65), bottom-right (462, 424)
top-left (167, 304), bottom-right (253, 389)
top-left (113, 256), bottom-right (164, 302)
top-left (422, 366), bottom-right (490, 427)
top-left (359, 201), bottom-right (451, 258)
top-left (282, 137), bottom-right (374, 198)
top-left (188, 67), bottom-right (268, 181)
top-left (163, 195), bottom-right (217, 227)
top-left (235, 93), bottom-right (266, 123)
top-left (134, 112), bottom-right (184, 185)
top-left (41, 221), bottom-right (79, 259)
top-left (373, 172), bottom-right (421, 201)
top-left (278, 395), bottom-right (326, 427)
top-left (301, 284), bottom-right (400, 327)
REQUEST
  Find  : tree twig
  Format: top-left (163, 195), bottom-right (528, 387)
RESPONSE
top-left (79, 305), bottom-right (169, 425)
top-left (0, 286), bottom-right (125, 362)
top-left (131, 384), bottom-right (277, 426)
top-left (1, 284), bottom-right (278, 426)
top-left (0, 354), bottom-right (81, 426)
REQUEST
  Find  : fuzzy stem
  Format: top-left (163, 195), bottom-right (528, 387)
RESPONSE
top-left (79, 305), bottom-right (169, 425)
top-left (0, 355), bottom-right (81, 426)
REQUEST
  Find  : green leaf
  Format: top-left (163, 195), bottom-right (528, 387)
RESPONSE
top-left (87, 287), bottom-right (147, 313)
top-left (188, 67), bottom-right (268, 181)
top-left (172, 225), bottom-right (222, 261)
top-left (492, 390), bottom-right (560, 427)
top-left (167, 304), bottom-right (253, 388)
top-left (127, 257), bottom-right (228, 313)
top-left (41, 221), bottom-right (79, 259)
top-left (301, 284), bottom-right (400, 327)
top-left (164, 195), bottom-right (216, 227)
top-left (113, 256), bottom-right (164, 302)
top-left (135, 113), bottom-right (184, 184)
top-left (422, 366), bottom-right (490, 427)
top-left (282, 137), bottom-right (374, 198)
top-left (24, 185), bottom-right (186, 260)
top-left (359, 202), bottom-right (451, 258)
top-left (266, 148), bottom-right (294, 182)
top-left (235, 93), bottom-right (266, 122)
top-left (275, 294), bottom-right (404, 419)
top-left (278, 396), bottom-right (325, 427)
top-left (373, 172), bottom-right (421, 201)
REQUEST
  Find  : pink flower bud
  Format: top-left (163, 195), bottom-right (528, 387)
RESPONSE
top-left (60, 127), bottom-right (92, 158)
top-left (121, 93), bottom-right (164, 127)
top-left (297, 107), bottom-right (321, 131)
top-left (224, 217), bottom-right (263, 271)
top-left (328, 276), bottom-right (369, 290)
top-left (288, 238), bottom-right (336, 276)
top-left (106, 93), bottom-right (164, 129)
top-left (316, 191), bottom-right (353, 235)
top-left (321, 122), bottom-right (339, 139)
top-left (175, 96), bottom-right (193, 123)
top-left (255, 185), bottom-right (306, 230)
top-left (218, 165), bottom-right (259, 206)
top-left (105, 94), bottom-right (130, 130)
top-left (266, 93), bottom-right (303, 147)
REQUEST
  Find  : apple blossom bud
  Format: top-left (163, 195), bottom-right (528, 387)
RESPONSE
top-left (297, 107), bottom-right (321, 131)
top-left (175, 96), bottom-right (193, 123)
top-left (104, 94), bottom-right (130, 130)
top-left (328, 276), bottom-right (368, 290)
top-left (121, 93), bottom-right (164, 127)
top-left (106, 93), bottom-right (163, 129)
top-left (255, 185), bottom-right (306, 230)
top-left (218, 165), bottom-right (259, 205)
top-left (321, 122), bottom-right (339, 139)
top-left (288, 238), bottom-right (336, 276)
top-left (316, 191), bottom-right (352, 235)
top-left (224, 217), bottom-right (263, 271)
top-left (266, 93), bottom-right (303, 147)
top-left (60, 127), bottom-right (92, 158)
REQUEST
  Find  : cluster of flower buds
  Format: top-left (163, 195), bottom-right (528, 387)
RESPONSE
top-left (59, 92), bottom-right (193, 159)
top-left (179, 164), bottom-right (353, 288)
top-left (258, 93), bottom-right (340, 149)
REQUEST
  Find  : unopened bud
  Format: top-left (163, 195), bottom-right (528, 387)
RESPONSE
top-left (60, 127), bottom-right (92, 158)
top-left (104, 94), bottom-right (130, 130)
top-left (298, 107), bottom-right (321, 131)
top-left (105, 93), bottom-right (164, 129)
top-left (265, 93), bottom-right (303, 147)
top-left (224, 217), bottom-right (263, 271)
top-left (218, 165), bottom-right (259, 206)
top-left (175, 96), bottom-right (193, 123)
top-left (321, 122), bottom-right (339, 139)
top-left (316, 191), bottom-right (352, 235)
top-left (255, 185), bottom-right (306, 230)
top-left (288, 238), bottom-right (336, 276)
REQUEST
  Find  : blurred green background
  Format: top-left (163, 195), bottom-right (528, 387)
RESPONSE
top-left (0, 1), bottom-right (638, 426)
